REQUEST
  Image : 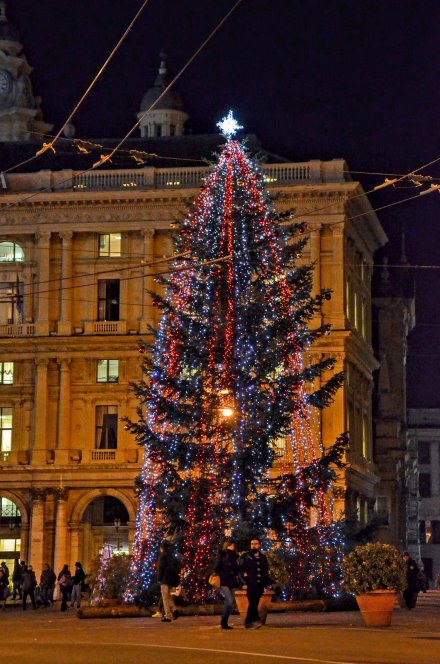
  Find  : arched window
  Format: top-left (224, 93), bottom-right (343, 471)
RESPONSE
top-left (0, 242), bottom-right (24, 262)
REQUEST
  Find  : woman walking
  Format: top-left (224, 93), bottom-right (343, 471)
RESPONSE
top-left (214, 539), bottom-right (241, 630)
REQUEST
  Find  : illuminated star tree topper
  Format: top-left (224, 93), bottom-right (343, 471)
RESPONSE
top-left (216, 110), bottom-right (243, 139)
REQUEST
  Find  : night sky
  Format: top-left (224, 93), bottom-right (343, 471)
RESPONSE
top-left (6, 0), bottom-right (440, 407)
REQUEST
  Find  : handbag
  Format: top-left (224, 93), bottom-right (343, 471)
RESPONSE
top-left (208, 573), bottom-right (221, 588)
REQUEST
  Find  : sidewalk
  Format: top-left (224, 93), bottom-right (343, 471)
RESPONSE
top-left (1, 591), bottom-right (439, 664)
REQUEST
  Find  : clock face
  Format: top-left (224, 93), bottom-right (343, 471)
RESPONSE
top-left (0, 70), bottom-right (11, 95)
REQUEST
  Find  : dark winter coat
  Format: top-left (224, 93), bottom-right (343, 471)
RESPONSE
top-left (40, 568), bottom-right (56, 588)
top-left (157, 550), bottom-right (181, 586)
top-left (405, 557), bottom-right (421, 592)
top-left (12, 563), bottom-right (22, 583)
top-left (21, 569), bottom-right (37, 592)
top-left (72, 567), bottom-right (86, 585)
top-left (214, 549), bottom-right (241, 589)
top-left (1, 563), bottom-right (9, 581)
top-left (0, 571), bottom-right (8, 600)
top-left (240, 551), bottom-right (269, 588)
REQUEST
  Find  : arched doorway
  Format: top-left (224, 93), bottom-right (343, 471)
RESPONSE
top-left (82, 496), bottom-right (129, 568)
top-left (0, 496), bottom-right (22, 565)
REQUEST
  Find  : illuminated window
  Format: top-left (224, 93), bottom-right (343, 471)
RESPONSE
top-left (0, 497), bottom-right (20, 518)
top-left (0, 538), bottom-right (20, 552)
top-left (362, 412), bottom-right (368, 458)
top-left (0, 362), bottom-right (13, 384)
top-left (97, 360), bottom-right (119, 383)
top-left (0, 242), bottom-right (24, 262)
top-left (98, 233), bottom-right (121, 258)
top-left (0, 407), bottom-right (12, 452)
top-left (95, 405), bottom-right (118, 449)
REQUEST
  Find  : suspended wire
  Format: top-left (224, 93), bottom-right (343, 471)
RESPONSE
top-left (2, 0), bottom-right (151, 177)
top-left (2, 184), bottom-right (440, 309)
top-left (0, 0), bottom-right (244, 213)
top-left (93, 0), bottom-right (245, 168)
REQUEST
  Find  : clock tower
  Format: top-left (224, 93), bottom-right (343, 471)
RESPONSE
top-left (0, 1), bottom-right (52, 140)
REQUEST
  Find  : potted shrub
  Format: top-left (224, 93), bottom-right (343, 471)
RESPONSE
top-left (343, 542), bottom-right (407, 626)
top-left (87, 552), bottom-right (131, 606)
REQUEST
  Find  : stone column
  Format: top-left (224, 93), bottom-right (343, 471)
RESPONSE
top-left (70, 521), bottom-right (81, 566)
top-left (28, 489), bottom-right (46, 577)
top-left (309, 223), bottom-right (322, 326)
top-left (35, 231), bottom-right (51, 335)
top-left (330, 223), bottom-right (345, 330)
top-left (57, 359), bottom-right (71, 452)
top-left (140, 229), bottom-right (156, 333)
top-left (22, 265), bottom-right (33, 323)
top-left (53, 488), bottom-right (69, 578)
top-left (58, 231), bottom-right (73, 335)
top-left (32, 358), bottom-right (48, 464)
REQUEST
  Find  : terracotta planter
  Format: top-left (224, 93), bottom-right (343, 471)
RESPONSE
top-left (235, 589), bottom-right (275, 624)
top-left (356, 590), bottom-right (397, 627)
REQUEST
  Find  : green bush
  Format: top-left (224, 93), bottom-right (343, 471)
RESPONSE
top-left (343, 542), bottom-right (407, 595)
top-left (87, 552), bottom-right (131, 602)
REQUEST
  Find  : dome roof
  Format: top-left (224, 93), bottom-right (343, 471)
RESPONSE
top-left (139, 53), bottom-right (185, 113)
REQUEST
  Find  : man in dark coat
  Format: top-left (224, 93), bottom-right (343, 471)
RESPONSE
top-left (402, 551), bottom-right (421, 610)
top-left (240, 537), bottom-right (269, 628)
top-left (12, 560), bottom-right (22, 600)
top-left (157, 541), bottom-right (181, 622)
top-left (21, 564), bottom-right (37, 610)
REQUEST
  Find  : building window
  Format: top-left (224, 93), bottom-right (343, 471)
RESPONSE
top-left (375, 496), bottom-right (389, 526)
top-left (0, 538), bottom-right (20, 552)
top-left (170, 124), bottom-right (176, 136)
top-left (418, 441), bottom-right (431, 465)
top-left (0, 497), bottom-right (20, 519)
top-left (419, 473), bottom-right (431, 498)
top-left (97, 359), bottom-right (119, 383)
top-left (421, 557), bottom-right (433, 582)
top-left (98, 280), bottom-right (120, 321)
top-left (0, 407), bottom-right (12, 452)
top-left (98, 233), bottom-right (121, 258)
top-left (362, 412), bottom-right (368, 459)
top-left (0, 282), bottom-right (23, 324)
top-left (0, 362), bottom-right (13, 384)
top-left (0, 242), bottom-right (24, 262)
top-left (95, 405), bottom-right (118, 449)
top-left (155, 124), bottom-right (162, 137)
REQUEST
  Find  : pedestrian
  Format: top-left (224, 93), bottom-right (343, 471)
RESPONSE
top-left (214, 538), bottom-right (242, 630)
top-left (40, 563), bottom-right (56, 606)
top-left (402, 551), bottom-right (421, 610)
top-left (240, 537), bottom-right (269, 629)
top-left (71, 562), bottom-right (86, 608)
top-left (1, 561), bottom-right (9, 583)
top-left (21, 564), bottom-right (37, 610)
top-left (157, 541), bottom-right (180, 622)
top-left (0, 568), bottom-right (9, 609)
top-left (12, 560), bottom-right (22, 600)
top-left (58, 564), bottom-right (71, 612)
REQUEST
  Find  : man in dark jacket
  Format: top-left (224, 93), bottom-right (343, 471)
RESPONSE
top-left (12, 560), bottom-right (22, 600)
top-left (240, 537), bottom-right (269, 628)
top-left (40, 563), bottom-right (56, 606)
top-left (157, 541), bottom-right (181, 622)
top-left (21, 564), bottom-right (37, 610)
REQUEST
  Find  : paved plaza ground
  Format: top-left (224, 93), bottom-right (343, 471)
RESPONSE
top-left (1, 591), bottom-right (440, 664)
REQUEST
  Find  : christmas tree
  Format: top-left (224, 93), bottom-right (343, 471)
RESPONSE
top-left (125, 112), bottom-right (346, 603)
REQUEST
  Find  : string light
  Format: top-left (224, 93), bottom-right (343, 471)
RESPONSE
top-left (125, 118), bottom-right (345, 603)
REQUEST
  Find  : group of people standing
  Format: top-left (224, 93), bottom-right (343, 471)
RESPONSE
top-left (0, 559), bottom-right (86, 611)
top-left (157, 536), bottom-right (269, 630)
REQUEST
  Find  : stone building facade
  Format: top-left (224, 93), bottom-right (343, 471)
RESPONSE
top-left (408, 409), bottom-right (440, 585)
top-left (0, 3), bottom-right (388, 578)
